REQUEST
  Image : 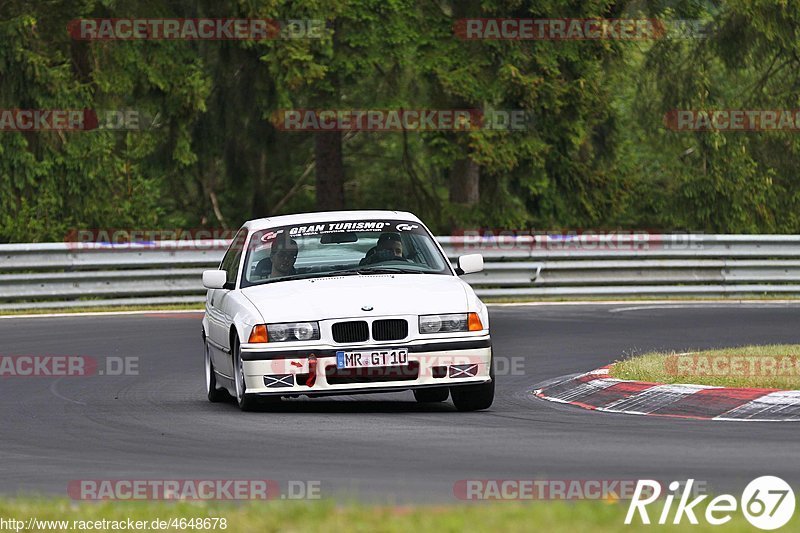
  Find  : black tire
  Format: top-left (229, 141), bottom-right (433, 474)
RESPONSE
top-left (413, 387), bottom-right (450, 403)
top-left (205, 338), bottom-right (228, 403)
top-left (450, 365), bottom-right (495, 412)
top-left (233, 336), bottom-right (261, 412)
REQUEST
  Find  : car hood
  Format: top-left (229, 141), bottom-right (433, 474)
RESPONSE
top-left (241, 274), bottom-right (469, 322)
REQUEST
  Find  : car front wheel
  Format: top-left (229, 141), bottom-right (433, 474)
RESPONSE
top-left (233, 336), bottom-right (261, 411)
top-left (450, 364), bottom-right (495, 412)
top-left (205, 339), bottom-right (228, 403)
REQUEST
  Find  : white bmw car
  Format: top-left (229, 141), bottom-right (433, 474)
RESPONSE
top-left (201, 210), bottom-right (493, 411)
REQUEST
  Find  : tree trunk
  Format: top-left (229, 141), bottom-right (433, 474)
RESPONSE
top-left (446, 0), bottom-right (482, 207)
top-left (449, 156), bottom-right (480, 205)
top-left (251, 150), bottom-right (269, 217)
top-left (314, 131), bottom-right (345, 210)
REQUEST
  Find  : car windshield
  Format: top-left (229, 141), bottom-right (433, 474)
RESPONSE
top-left (240, 219), bottom-right (452, 287)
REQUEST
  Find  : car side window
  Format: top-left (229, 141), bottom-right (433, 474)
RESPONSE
top-left (220, 229), bottom-right (247, 287)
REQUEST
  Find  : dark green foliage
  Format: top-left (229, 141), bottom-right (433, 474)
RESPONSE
top-left (0, 0), bottom-right (798, 241)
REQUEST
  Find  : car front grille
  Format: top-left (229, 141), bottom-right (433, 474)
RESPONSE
top-left (371, 319), bottom-right (408, 341)
top-left (332, 321), bottom-right (369, 343)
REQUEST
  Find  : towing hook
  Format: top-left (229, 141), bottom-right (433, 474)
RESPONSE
top-left (306, 354), bottom-right (318, 387)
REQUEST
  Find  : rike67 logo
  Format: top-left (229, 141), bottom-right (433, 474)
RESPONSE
top-left (626, 477), bottom-right (795, 530)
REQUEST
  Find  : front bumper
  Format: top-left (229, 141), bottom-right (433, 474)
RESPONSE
top-left (240, 336), bottom-right (492, 396)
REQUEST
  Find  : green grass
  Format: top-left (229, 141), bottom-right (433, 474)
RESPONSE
top-left (0, 498), bottom-right (772, 532)
top-left (611, 344), bottom-right (800, 389)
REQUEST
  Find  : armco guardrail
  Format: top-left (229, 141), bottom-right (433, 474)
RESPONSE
top-left (2, 235), bottom-right (800, 310)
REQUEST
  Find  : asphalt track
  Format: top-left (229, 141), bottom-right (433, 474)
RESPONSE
top-left (1, 303), bottom-right (799, 503)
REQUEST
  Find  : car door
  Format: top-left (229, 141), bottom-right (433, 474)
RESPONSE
top-left (207, 228), bottom-right (247, 377)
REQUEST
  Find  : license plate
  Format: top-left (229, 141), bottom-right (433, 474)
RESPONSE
top-left (336, 348), bottom-right (409, 369)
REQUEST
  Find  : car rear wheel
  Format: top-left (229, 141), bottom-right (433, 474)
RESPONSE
top-left (450, 365), bottom-right (495, 412)
top-left (205, 339), bottom-right (228, 403)
top-left (233, 336), bottom-right (261, 411)
top-left (413, 387), bottom-right (450, 403)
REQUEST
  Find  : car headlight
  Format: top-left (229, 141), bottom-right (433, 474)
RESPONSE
top-left (419, 313), bottom-right (483, 333)
top-left (265, 322), bottom-right (320, 342)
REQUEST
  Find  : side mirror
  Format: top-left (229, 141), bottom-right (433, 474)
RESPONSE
top-left (202, 270), bottom-right (228, 290)
top-left (457, 254), bottom-right (484, 275)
